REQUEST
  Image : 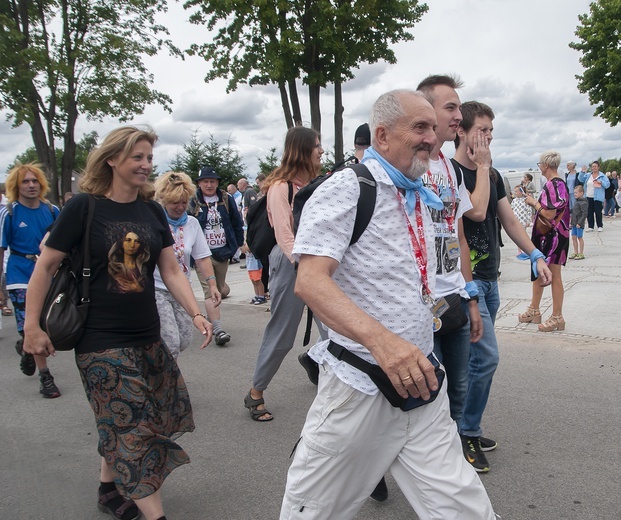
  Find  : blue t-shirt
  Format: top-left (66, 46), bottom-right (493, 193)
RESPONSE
top-left (0, 201), bottom-right (59, 288)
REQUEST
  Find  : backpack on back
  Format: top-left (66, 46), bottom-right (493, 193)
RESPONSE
top-left (246, 163), bottom-right (377, 260)
top-left (245, 183), bottom-right (293, 259)
top-left (293, 162), bottom-right (376, 245)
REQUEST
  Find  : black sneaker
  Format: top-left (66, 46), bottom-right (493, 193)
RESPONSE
top-left (461, 435), bottom-right (490, 473)
top-left (298, 351), bottom-right (319, 386)
top-left (479, 436), bottom-right (498, 452)
top-left (370, 476), bottom-right (388, 502)
top-left (214, 330), bottom-right (231, 346)
top-left (39, 370), bottom-right (61, 399)
top-left (15, 339), bottom-right (36, 377)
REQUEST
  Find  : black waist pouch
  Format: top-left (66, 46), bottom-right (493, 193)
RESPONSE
top-left (434, 293), bottom-right (468, 337)
top-left (327, 341), bottom-right (445, 411)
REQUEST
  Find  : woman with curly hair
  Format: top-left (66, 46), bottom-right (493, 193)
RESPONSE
top-left (23, 126), bottom-right (212, 520)
top-left (153, 171), bottom-right (222, 359)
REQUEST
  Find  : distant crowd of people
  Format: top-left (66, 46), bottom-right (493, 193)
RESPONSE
top-left (2, 75), bottom-right (618, 520)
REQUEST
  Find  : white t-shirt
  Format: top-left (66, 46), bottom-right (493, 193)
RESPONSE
top-left (420, 153), bottom-right (473, 299)
top-left (201, 195), bottom-right (227, 249)
top-left (293, 158), bottom-right (436, 395)
top-left (154, 215), bottom-right (211, 290)
top-left (585, 176), bottom-right (595, 198)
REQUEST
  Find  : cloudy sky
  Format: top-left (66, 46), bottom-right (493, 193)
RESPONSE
top-left (1, 0), bottom-right (618, 181)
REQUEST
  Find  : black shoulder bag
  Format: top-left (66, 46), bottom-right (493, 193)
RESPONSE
top-left (40, 195), bottom-right (95, 351)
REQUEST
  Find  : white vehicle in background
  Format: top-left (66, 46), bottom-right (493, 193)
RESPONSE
top-left (500, 169), bottom-right (542, 202)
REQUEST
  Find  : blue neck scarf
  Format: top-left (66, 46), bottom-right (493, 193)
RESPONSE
top-left (167, 212), bottom-right (188, 229)
top-left (362, 147), bottom-right (444, 213)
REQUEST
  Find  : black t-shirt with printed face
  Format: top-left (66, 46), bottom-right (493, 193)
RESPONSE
top-left (45, 194), bottom-right (174, 353)
top-left (451, 160), bottom-right (507, 282)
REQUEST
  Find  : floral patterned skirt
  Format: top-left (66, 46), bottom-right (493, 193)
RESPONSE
top-left (76, 341), bottom-right (195, 500)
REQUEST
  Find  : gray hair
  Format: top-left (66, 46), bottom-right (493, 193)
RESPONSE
top-left (369, 89), bottom-right (424, 147)
top-left (540, 151), bottom-right (561, 169)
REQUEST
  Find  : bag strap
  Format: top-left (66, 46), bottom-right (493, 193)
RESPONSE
top-left (302, 167), bottom-right (375, 346)
top-left (348, 163), bottom-right (376, 245)
top-left (327, 340), bottom-right (372, 372)
top-left (81, 195), bottom-right (95, 303)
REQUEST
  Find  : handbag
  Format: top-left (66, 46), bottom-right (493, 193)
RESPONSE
top-left (434, 292), bottom-right (468, 337)
top-left (40, 195), bottom-right (95, 351)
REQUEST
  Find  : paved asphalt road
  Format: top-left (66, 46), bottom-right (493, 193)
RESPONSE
top-left (1, 218), bottom-right (620, 519)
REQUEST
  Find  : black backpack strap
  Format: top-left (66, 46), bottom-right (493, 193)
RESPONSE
top-left (81, 195), bottom-right (95, 303)
top-left (301, 166), bottom-right (375, 347)
top-left (348, 163), bottom-right (376, 245)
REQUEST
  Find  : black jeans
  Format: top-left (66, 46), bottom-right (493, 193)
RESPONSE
top-left (586, 197), bottom-right (603, 229)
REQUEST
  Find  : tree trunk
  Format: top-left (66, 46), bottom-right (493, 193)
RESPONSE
top-left (60, 0), bottom-right (77, 198)
top-left (288, 79), bottom-right (302, 125)
top-left (278, 81), bottom-right (294, 128)
top-left (61, 106), bottom-right (77, 197)
top-left (334, 80), bottom-right (344, 163)
top-left (308, 83), bottom-right (321, 134)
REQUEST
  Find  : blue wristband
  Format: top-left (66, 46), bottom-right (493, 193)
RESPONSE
top-left (529, 249), bottom-right (546, 277)
top-left (464, 281), bottom-right (479, 298)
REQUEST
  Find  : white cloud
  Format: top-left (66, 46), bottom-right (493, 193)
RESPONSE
top-left (2, 0), bottom-right (620, 181)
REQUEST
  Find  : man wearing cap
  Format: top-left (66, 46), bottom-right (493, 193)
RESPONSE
top-left (189, 166), bottom-right (244, 345)
top-left (353, 123), bottom-right (371, 161)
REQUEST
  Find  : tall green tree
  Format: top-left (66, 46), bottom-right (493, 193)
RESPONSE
top-left (570, 0), bottom-right (621, 126)
top-left (184, 0), bottom-right (427, 162)
top-left (168, 130), bottom-right (245, 188)
top-left (0, 0), bottom-right (177, 203)
top-left (257, 147), bottom-right (280, 176)
top-left (9, 130), bottom-right (97, 175)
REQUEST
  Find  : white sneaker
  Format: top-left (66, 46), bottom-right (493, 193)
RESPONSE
top-left (586, 228), bottom-right (593, 232)
top-left (597, 227), bottom-right (603, 232)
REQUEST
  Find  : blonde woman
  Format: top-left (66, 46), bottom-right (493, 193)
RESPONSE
top-left (519, 151), bottom-right (570, 332)
top-left (23, 127), bottom-right (212, 520)
top-left (153, 171), bottom-right (221, 359)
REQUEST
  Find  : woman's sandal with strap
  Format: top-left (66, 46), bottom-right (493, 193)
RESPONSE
top-left (538, 315), bottom-right (565, 332)
top-left (244, 391), bottom-right (273, 422)
top-left (97, 488), bottom-right (141, 520)
top-left (518, 306), bottom-right (541, 324)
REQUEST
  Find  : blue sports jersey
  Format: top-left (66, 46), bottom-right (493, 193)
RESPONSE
top-left (0, 201), bottom-right (59, 288)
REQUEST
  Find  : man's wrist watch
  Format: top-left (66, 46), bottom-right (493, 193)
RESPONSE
top-left (466, 295), bottom-right (479, 303)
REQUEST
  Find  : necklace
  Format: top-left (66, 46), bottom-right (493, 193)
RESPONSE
top-left (171, 225), bottom-right (188, 273)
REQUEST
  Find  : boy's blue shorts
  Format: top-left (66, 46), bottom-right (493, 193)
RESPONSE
top-left (571, 226), bottom-right (584, 238)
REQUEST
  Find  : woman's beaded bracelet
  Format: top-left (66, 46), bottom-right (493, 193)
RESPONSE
top-left (191, 312), bottom-right (207, 321)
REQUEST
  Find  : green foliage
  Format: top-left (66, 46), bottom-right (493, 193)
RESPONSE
top-left (570, 0), bottom-right (621, 125)
top-left (600, 158), bottom-right (621, 172)
top-left (257, 147), bottom-right (280, 175)
top-left (73, 132), bottom-right (99, 173)
top-left (185, 0), bottom-right (427, 147)
top-left (186, 0), bottom-right (426, 89)
top-left (167, 129), bottom-right (245, 188)
top-left (8, 131), bottom-right (98, 174)
top-left (0, 0), bottom-right (178, 201)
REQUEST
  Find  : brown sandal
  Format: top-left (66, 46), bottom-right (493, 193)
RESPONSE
top-left (2, 305), bottom-right (13, 316)
top-left (518, 306), bottom-right (541, 324)
top-left (538, 315), bottom-right (565, 332)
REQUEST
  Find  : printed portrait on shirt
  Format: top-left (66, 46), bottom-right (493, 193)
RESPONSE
top-left (106, 223), bottom-right (153, 293)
